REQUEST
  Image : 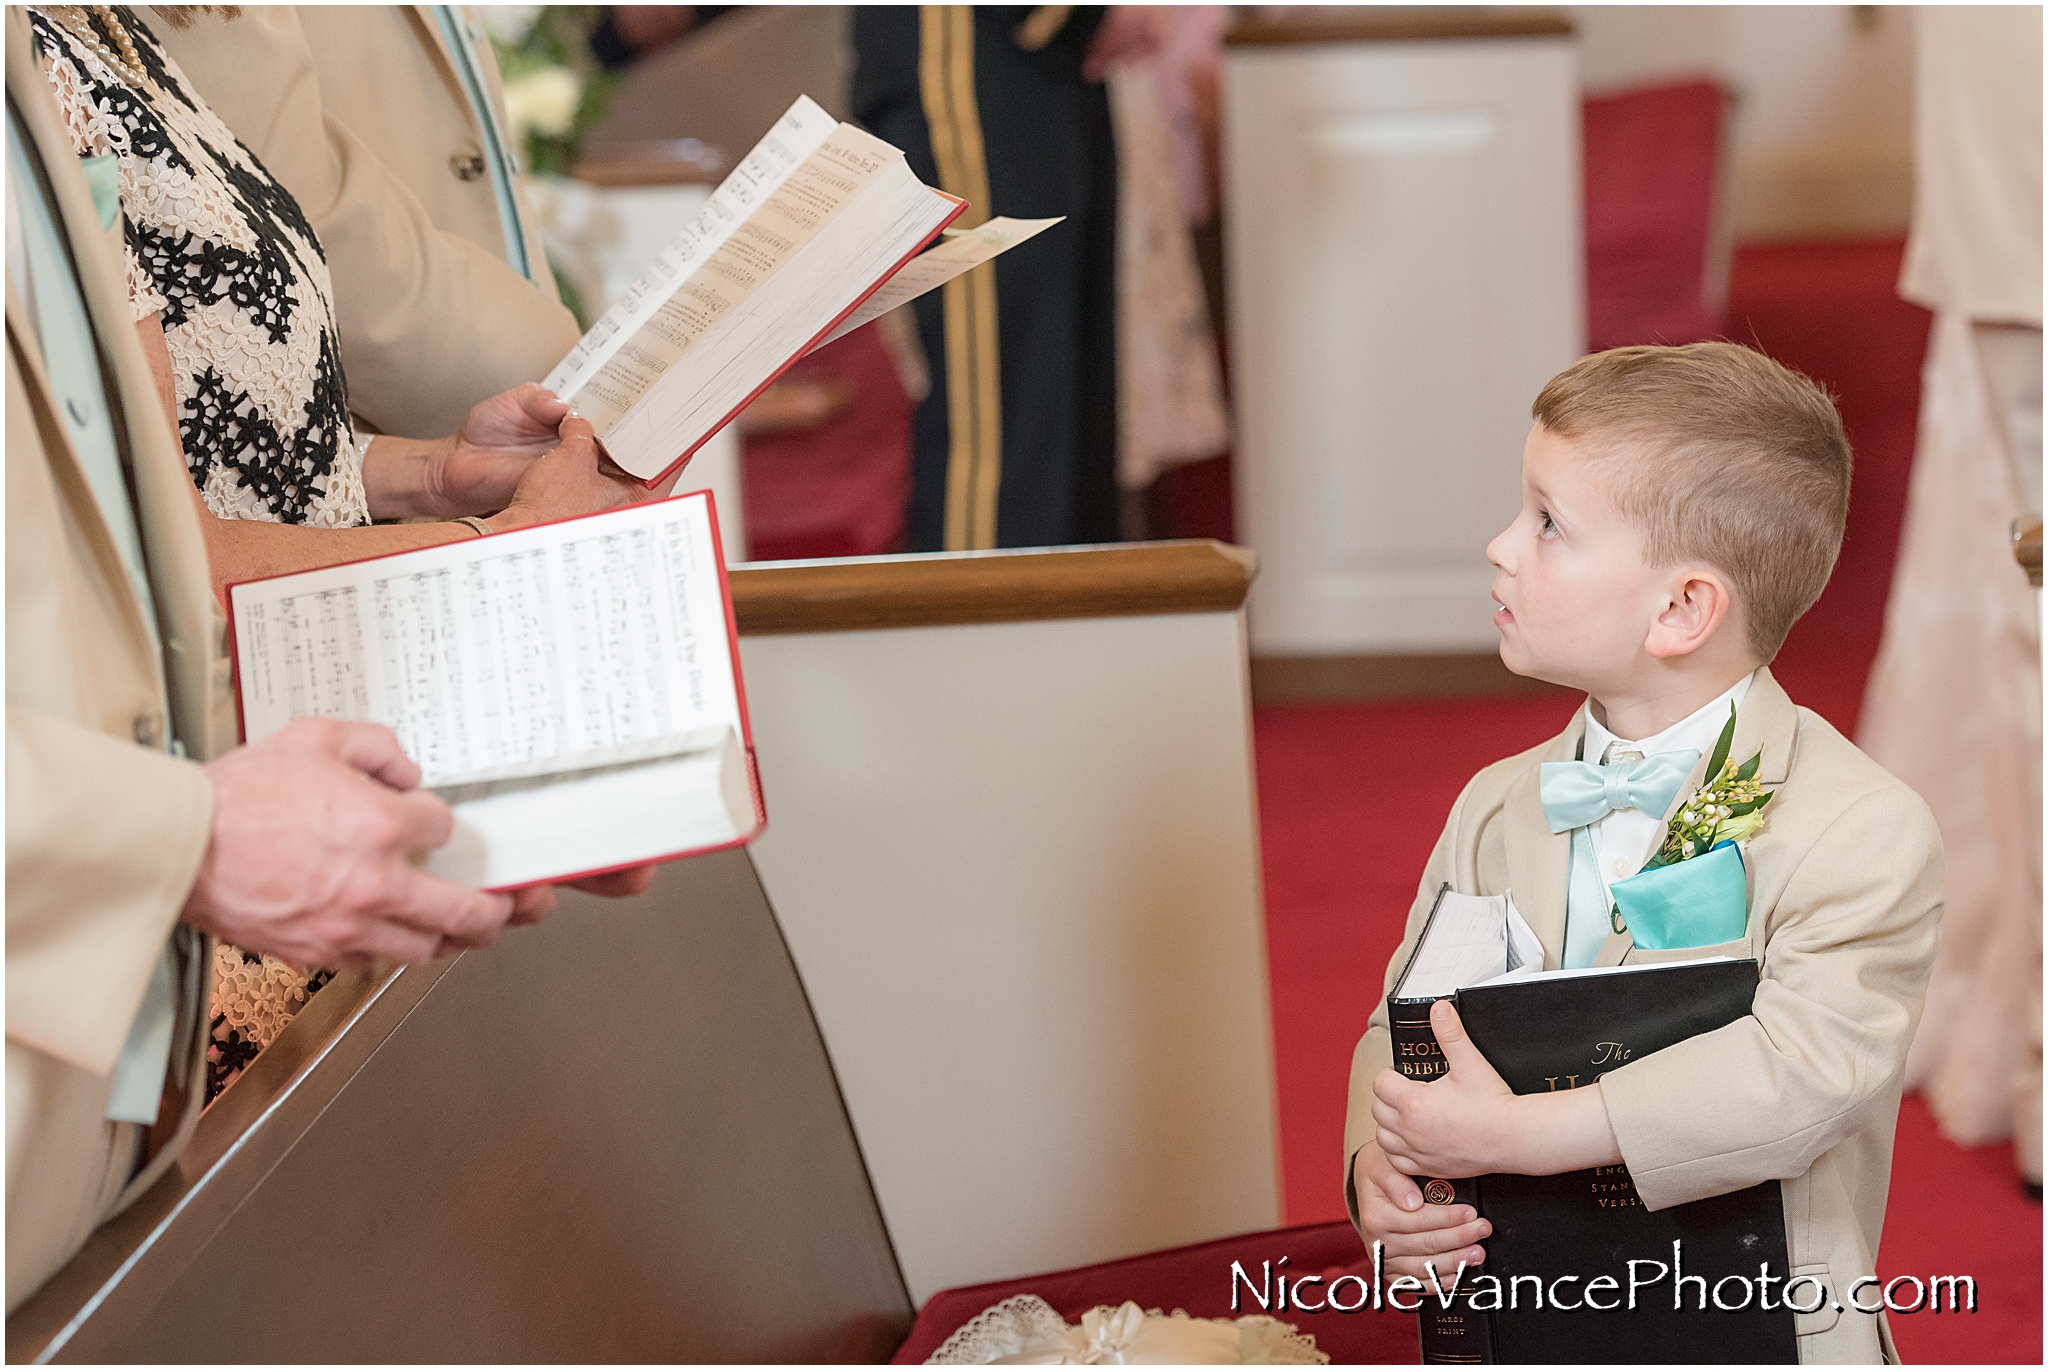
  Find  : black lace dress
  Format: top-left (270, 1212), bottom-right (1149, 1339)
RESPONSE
top-left (33, 6), bottom-right (361, 1099)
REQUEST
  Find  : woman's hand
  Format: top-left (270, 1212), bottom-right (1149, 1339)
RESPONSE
top-left (360, 383), bottom-right (572, 520)
top-left (431, 383), bottom-right (572, 516)
top-left (485, 414), bottom-right (657, 533)
top-left (1083, 6), bottom-right (1170, 81)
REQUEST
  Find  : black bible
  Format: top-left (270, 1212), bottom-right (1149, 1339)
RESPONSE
top-left (1383, 887), bottom-right (1797, 1364)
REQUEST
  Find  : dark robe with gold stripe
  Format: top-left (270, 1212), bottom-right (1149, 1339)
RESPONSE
top-left (852, 5), bottom-right (1119, 552)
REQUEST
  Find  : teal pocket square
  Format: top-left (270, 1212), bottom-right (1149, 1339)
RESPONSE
top-left (1610, 841), bottom-right (1749, 951)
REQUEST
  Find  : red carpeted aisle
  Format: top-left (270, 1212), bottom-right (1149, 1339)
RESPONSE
top-left (1253, 242), bottom-right (2041, 1363)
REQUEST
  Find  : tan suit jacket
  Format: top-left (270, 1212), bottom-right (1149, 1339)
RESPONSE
top-left (149, 5), bottom-right (581, 441)
top-left (5, 9), bottom-right (228, 1312)
top-left (1344, 669), bottom-right (1943, 1363)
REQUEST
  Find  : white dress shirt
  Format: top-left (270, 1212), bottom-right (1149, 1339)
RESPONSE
top-left (1580, 671), bottom-right (1756, 912)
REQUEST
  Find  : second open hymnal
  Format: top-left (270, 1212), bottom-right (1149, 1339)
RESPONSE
top-left (541, 95), bottom-right (1057, 486)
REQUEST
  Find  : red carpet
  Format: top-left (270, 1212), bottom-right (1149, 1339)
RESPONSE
top-left (1251, 242), bottom-right (2038, 1363)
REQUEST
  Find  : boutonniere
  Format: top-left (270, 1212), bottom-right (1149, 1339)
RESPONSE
top-left (1641, 704), bottom-right (1776, 871)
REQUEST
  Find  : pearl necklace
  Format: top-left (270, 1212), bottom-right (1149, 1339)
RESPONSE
top-left (41, 6), bottom-right (149, 87)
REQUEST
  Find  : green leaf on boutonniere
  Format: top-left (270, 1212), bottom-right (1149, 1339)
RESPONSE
top-left (1704, 703), bottom-right (1737, 783)
top-left (1641, 704), bottom-right (1776, 871)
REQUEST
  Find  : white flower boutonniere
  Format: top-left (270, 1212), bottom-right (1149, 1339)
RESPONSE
top-left (1642, 703), bottom-right (1776, 872)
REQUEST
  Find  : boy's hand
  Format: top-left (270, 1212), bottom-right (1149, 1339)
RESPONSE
top-left (1372, 1000), bottom-right (1521, 1178)
top-left (1351, 1139), bottom-right (1490, 1282)
top-left (1374, 1000), bottom-right (1628, 1179)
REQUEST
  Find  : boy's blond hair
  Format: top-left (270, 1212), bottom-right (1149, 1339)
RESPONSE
top-left (1532, 342), bottom-right (1852, 662)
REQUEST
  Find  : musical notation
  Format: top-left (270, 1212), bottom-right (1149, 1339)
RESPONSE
top-left (232, 500), bottom-right (735, 792)
top-left (238, 587), bottom-right (368, 726)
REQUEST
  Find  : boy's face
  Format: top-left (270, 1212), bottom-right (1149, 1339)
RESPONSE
top-left (1485, 424), bottom-right (1670, 693)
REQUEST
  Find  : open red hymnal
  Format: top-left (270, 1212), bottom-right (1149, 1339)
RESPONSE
top-left (541, 95), bottom-right (1058, 486)
top-left (227, 491), bottom-right (762, 892)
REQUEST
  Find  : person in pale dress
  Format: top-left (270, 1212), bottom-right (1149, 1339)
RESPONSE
top-left (1860, 4), bottom-right (2043, 1191)
top-left (29, 4), bottom-right (659, 1100)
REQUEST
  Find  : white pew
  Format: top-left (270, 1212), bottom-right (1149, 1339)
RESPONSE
top-left (732, 542), bottom-right (1279, 1302)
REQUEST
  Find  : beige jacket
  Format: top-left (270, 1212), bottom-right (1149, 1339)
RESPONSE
top-left (150, 5), bottom-right (581, 440)
top-left (5, 9), bottom-right (227, 1312)
top-left (1344, 669), bottom-right (1943, 1363)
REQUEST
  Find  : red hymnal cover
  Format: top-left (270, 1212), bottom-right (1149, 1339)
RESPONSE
top-left (225, 491), bottom-right (763, 892)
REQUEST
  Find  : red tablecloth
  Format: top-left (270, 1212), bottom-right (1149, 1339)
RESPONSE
top-left (891, 1221), bottom-right (1421, 1365)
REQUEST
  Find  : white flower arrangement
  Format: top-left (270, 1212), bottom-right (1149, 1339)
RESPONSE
top-left (502, 63), bottom-right (584, 142)
top-left (477, 5), bottom-right (543, 46)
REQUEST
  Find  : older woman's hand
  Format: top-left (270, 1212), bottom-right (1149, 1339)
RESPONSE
top-left (359, 382), bottom-right (579, 520)
top-left (482, 414), bottom-right (659, 533)
top-left (430, 382), bottom-right (572, 515)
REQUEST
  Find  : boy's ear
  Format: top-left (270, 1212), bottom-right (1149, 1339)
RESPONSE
top-left (1644, 567), bottom-right (1734, 660)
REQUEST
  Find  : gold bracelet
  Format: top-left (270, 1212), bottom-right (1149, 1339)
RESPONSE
top-left (452, 516), bottom-right (493, 537)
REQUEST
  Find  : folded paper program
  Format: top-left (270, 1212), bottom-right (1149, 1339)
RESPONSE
top-left (1610, 840), bottom-right (1749, 950)
top-left (926, 1295), bottom-right (1326, 1365)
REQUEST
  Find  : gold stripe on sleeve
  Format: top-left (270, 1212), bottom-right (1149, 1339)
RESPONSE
top-left (918, 5), bottom-right (1003, 550)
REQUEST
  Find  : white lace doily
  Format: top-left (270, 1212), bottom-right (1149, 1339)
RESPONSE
top-left (926, 1295), bottom-right (1328, 1365)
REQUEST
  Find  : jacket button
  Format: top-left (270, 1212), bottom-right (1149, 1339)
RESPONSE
top-left (133, 713), bottom-right (162, 748)
top-left (450, 151), bottom-right (487, 182)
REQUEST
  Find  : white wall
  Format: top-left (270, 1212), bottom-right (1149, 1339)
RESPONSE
top-left (1569, 4), bottom-right (1916, 239)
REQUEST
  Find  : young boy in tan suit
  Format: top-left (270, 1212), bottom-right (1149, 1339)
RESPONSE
top-left (1344, 343), bottom-right (1944, 1363)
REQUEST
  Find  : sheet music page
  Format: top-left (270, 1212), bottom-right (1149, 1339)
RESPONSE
top-left (542, 96), bottom-right (841, 400)
top-left (815, 215), bottom-right (1063, 348)
top-left (549, 124), bottom-right (899, 437)
top-left (233, 495), bottom-right (740, 791)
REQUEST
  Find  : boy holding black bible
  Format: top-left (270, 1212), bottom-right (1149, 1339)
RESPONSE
top-left (1345, 344), bottom-right (1944, 1362)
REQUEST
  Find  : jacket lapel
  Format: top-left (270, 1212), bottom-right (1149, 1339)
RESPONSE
top-left (1735, 667), bottom-right (1800, 785)
top-left (1503, 706), bottom-right (1586, 971)
top-left (8, 15), bottom-right (230, 758)
top-left (408, 4), bottom-right (483, 139)
top-left (1593, 924), bottom-right (1635, 967)
top-left (1596, 668), bottom-right (1801, 966)
top-left (1650, 667), bottom-right (1802, 829)
top-left (4, 290), bottom-right (155, 666)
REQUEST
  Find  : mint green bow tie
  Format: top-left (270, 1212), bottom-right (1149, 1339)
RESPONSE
top-left (1539, 750), bottom-right (1700, 834)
